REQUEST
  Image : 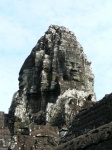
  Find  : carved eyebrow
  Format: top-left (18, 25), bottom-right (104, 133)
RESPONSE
top-left (77, 65), bottom-right (81, 68)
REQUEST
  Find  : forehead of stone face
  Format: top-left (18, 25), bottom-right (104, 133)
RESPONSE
top-left (68, 96), bottom-right (77, 100)
top-left (66, 60), bottom-right (81, 68)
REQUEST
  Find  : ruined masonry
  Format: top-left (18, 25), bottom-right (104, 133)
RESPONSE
top-left (0, 25), bottom-right (112, 150)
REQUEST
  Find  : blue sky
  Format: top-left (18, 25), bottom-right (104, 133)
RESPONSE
top-left (0, 0), bottom-right (112, 113)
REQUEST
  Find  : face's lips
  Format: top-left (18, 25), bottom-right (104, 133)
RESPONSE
top-left (70, 70), bottom-right (80, 81)
top-left (70, 70), bottom-right (79, 76)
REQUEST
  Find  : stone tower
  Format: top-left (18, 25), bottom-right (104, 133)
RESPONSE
top-left (9, 25), bottom-right (96, 125)
top-left (1, 25), bottom-right (112, 150)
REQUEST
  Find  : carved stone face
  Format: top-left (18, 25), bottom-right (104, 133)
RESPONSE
top-left (46, 89), bottom-right (93, 127)
top-left (64, 60), bottom-right (82, 81)
top-left (43, 55), bottom-right (50, 72)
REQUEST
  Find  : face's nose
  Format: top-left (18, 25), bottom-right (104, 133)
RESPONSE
top-left (71, 67), bottom-right (78, 72)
